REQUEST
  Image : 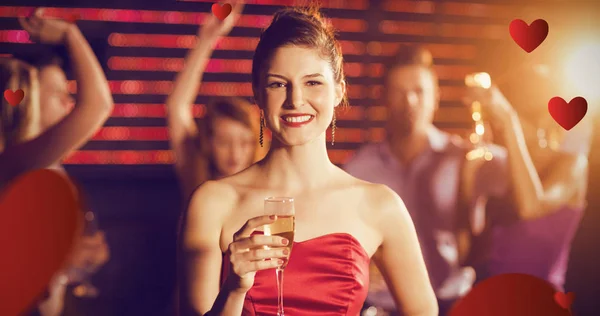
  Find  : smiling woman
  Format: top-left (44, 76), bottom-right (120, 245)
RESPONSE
top-left (260, 46), bottom-right (342, 147)
top-left (179, 2), bottom-right (438, 316)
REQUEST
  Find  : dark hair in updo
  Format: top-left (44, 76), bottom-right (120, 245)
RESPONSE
top-left (251, 5), bottom-right (348, 107)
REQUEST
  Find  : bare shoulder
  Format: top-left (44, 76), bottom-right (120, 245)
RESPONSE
top-left (189, 179), bottom-right (238, 210)
top-left (344, 174), bottom-right (408, 223)
top-left (367, 182), bottom-right (408, 218)
top-left (184, 180), bottom-right (240, 246)
top-left (186, 166), bottom-right (259, 228)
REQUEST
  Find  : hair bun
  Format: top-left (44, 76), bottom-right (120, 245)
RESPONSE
top-left (270, 5), bottom-right (334, 36)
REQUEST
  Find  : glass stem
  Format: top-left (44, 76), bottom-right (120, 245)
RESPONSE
top-left (276, 268), bottom-right (284, 316)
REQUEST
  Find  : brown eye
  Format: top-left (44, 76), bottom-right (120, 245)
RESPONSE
top-left (268, 82), bottom-right (285, 88)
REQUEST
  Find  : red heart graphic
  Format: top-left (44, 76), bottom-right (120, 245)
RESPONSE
top-left (548, 96), bottom-right (587, 130)
top-left (0, 170), bottom-right (82, 316)
top-left (554, 292), bottom-right (575, 309)
top-left (449, 273), bottom-right (571, 316)
top-left (211, 3), bottom-right (232, 21)
top-left (509, 19), bottom-right (549, 53)
top-left (3, 89), bottom-right (24, 106)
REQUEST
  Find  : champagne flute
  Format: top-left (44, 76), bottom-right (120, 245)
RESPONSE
top-left (465, 72), bottom-right (494, 161)
top-left (264, 197), bottom-right (295, 316)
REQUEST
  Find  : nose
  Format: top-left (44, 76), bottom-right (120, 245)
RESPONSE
top-left (286, 84), bottom-right (305, 108)
top-left (403, 91), bottom-right (419, 108)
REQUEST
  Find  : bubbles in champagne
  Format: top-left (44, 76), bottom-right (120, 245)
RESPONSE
top-left (263, 215), bottom-right (295, 269)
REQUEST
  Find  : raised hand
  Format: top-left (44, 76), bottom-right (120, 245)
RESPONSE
top-left (464, 85), bottom-right (516, 125)
top-left (19, 8), bottom-right (73, 44)
top-left (65, 231), bottom-right (110, 282)
top-left (199, 0), bottom-right (245, 39)
top-left (224, 215), bottom-right (289, 293)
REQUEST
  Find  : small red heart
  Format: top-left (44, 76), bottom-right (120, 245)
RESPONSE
top-left (509, 19), bottom-right (549, 53)
top-left (211, 3), bottom-right (232, 21)
top-left (0, 169), bottom-right (82, 315)
top-left (3, 89), bottom-right (25, 106)
top-left (554, 292), bottom-right (575, 309)
top-left (548, 96), bottom-right (588, 131)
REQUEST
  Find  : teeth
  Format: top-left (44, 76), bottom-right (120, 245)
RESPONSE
top-left (284, 115), bottom-right (312, 123)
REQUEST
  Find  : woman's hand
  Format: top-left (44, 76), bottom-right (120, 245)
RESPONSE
top-left (198, 0), bottom-right (245, 39)
top-left (464, 85), bottom-right (517, 127)
top-left (19, 8), bottom-right (73, 44)
top-left (224, 215), bottom-right (289, 294)
top-left (64, 231), bottom-right (110, 283)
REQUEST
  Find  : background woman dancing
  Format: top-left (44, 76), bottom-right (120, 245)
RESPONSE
top-left (166, 2), bottom-right (265, 201)
top-left (463, 62), bottom-right (592, 292)
top-left (1, 8), bottom-right (113, 315)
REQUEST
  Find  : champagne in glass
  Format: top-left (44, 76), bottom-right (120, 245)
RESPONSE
top-left (465, 72), bottom-right (494, 161)
top-left (264, 197), bottom-right (295, 316)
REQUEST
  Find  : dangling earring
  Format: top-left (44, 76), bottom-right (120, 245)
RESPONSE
top-left (259, 110), bottom-right (264, 147)
top-left (331, 111), bottom-right (337, 146)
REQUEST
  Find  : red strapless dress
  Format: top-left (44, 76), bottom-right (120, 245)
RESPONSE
top-left (221, 233), bottom-right (370, 315)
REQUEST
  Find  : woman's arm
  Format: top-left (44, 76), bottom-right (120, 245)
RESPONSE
top-left (179, 181), bottom-right (245, 315)
top-left (465, 85), bottom-right (589, 220)
top-left (0, 11), bottom-right (113, 182)
top-left (166, 1), bottom-right (244, 198)
top-left (500, 114), bottom-right (588, 219)
top-left (371, 185), bottom-right (438, 316)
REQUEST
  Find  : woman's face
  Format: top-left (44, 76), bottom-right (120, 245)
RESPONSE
top-left (209, 116), bottom-right (256, 177)
top-left (258, 45), bottom-right (344, 146)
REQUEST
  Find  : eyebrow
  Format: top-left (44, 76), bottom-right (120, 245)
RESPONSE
top-left (266, 73), bottom-right (324, 80)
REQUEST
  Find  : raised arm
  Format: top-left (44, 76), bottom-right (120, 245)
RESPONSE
top-left (370, 185), bottom-right (438, 316)
top-left (166, 1), bottom-right (244, 197)
top-left (465, 85), bottom-right (589, 220)
top-left (0, 9), bottom-right (113, 182)
top-left (500, 114), bottom-right (588, 219)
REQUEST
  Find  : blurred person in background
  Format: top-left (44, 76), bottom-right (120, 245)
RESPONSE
top-left (344, 45), bottom-right (509, 316)
top-left (0, 8), bottom-right (112, 315)
top-left (567, 109), bottom-right (600, 315)
top-left (463, 61), bottom-right (593, 292)
top-left (165, 0), bottom-right (265, 202)
top-left (167, 2), bottom-right (266, 313)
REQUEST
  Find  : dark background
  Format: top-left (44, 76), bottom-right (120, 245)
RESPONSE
top-left (1, 0), bottom-right (599, 315)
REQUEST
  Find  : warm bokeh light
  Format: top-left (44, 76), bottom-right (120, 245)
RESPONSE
top-left (469, 133), bottom-right (480, 144)
top-left (475, 123), bottom-right (485, 136)
top-left (564, 41), bottom-right (600, 100)
top-left (465, 72), bottom-right (492, 89)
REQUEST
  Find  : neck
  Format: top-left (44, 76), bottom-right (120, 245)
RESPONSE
top-left (258, 133), bottom-right (336, 192)
top-left (387, 126), bottom-right (431, 165)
